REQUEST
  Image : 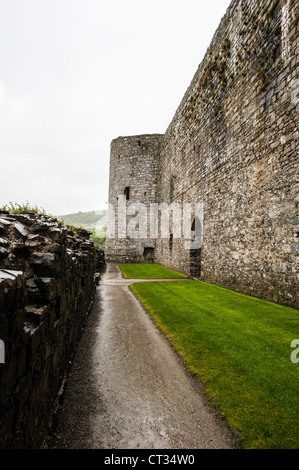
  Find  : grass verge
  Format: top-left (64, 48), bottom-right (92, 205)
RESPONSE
top-left (119, 263), bottom-right (188, 279)
top-left (130, 279), bottom-right (299, 449)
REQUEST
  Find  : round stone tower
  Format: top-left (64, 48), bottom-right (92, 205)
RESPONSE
top-left (105, 134), bottom-right (164, 263)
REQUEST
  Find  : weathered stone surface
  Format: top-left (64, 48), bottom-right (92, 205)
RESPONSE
top-left (47, 227), bottom-right (66, 244)
top-left (25, 234), bottom-right (45, 249)
top-left (34, 277), bottom-right (57, 303)
top-left (28, 252), bottom-right (61, 278)
top-left (0, 269), bottom-right (23, 281)
top-left (24, 305), bottom-right (47, 325)
top-left (14, 222), bottom-right (29, 238)
top-left (31, 222), bottom-right (52, 233)
top-left (106, 0), bottom-right (298, 309)
top-left (0, 246), bottom-right (9, 257)
top-left (0, 218), bottom-right (12, 226)
top-left (12, 243), bottom-right (30, 256)
top-left (76, 228), bottom-right (91, 239)
top-left (106, 134), bottom-right (164, 263)
top-left (0, 212), bottom-right (105, 449)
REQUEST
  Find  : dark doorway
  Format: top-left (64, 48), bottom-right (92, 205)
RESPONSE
top-left (190, 216), bottom-right (201, 277)
top-left (189, 248), bottom-right (201, 278)
top-left (143, 247), bottom-right (155, 262)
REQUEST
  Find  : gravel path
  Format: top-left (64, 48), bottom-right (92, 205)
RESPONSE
top-left (47, 263), bottom-right (236, 449)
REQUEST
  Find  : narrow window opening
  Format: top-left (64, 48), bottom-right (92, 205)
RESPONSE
top-left (138, 141), bottom-right (141, 146)
top-left (169, 233), bottom-right (173, 252)
top-left (170, 175), bottom-right (175, 201)
top-left (124, 187), bottom-right (130, 201)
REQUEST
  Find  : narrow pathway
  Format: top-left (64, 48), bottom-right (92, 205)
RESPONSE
top-left (47, 263), bottom-right (236, 449)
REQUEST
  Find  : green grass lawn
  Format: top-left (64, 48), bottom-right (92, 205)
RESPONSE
top-left (119, 263), bottom-right (188, 279)
top-left (130, 279), bottom-right (299, 449)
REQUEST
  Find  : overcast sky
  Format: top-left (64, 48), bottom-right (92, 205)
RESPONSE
top-left (0, 0), bottom-right (231, 216)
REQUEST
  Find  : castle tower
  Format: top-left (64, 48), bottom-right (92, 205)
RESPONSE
top-left (105, 0), bottom-right (298, 308)
top-left (105, 134), bottom-right (164, 263)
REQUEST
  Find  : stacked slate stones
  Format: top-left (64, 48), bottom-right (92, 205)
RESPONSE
top-left (0, 210), bottom-right (104, 448)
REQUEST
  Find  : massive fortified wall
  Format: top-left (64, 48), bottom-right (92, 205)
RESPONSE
top-left (106, 0), bottom-right (298, 308)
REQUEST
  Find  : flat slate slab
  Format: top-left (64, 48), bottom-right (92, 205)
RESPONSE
top-left (0, 269), bottom-right (23, 281)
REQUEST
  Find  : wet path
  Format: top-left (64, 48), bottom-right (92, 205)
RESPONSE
top-left (47, 263), bottom-right (236, 449)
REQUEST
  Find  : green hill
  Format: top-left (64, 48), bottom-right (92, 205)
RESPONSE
top-left (57, 210), bottom-right (107, 228)
top-left (57, 210), bottom-right (107, 247)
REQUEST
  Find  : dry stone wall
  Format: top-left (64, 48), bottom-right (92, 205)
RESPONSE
top-left (0, 211), bottom-right (104, 448)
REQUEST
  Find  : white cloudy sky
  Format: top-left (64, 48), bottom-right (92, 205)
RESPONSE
top-left (0, 0), bottom-right (231, 216)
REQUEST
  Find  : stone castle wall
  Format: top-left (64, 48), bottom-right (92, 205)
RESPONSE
top-left (106, 0), bottom-right (298, 308)
top-left (0, 212), bottom-right (104, 448)
top-left (155, 0), bottom-right (298, 308)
